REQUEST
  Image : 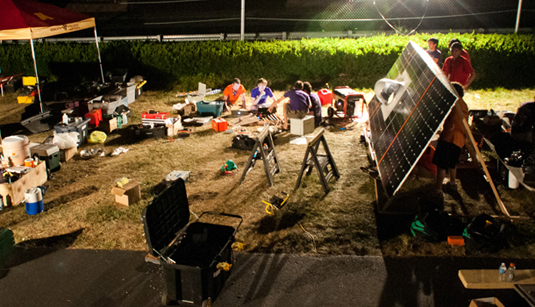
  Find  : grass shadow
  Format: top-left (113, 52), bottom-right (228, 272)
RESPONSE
top-left (0, 228), bottom-right (84, 280)
top-left (253, 211), bottom-right (305, 235)
top-left (45, 186), bottom-right (99, 211)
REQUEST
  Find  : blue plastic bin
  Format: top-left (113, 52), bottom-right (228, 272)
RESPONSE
top-left (195, 101), bottom-right (224, 117)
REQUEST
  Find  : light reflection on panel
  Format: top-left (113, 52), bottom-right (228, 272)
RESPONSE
top-left (368, 41), bottom-right (458, 197)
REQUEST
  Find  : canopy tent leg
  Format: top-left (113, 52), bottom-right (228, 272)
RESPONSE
top-left (94, 26), bottom-right (105, 84)
top-left (30, 39), bottom-right (43, 113)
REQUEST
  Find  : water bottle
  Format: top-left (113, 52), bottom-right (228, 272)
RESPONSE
top-left (506, 263), bottom-right (516, 282)
top-left (499, 263), bottom-right (507, 281)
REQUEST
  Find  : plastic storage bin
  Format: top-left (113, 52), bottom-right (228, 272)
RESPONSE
top-left (30, 143), bottom-right (61, 173)
top-left (195, 101), bottom-right (224, 117)
top-left (85, 109), bottom-right (103, 127)
top-left (21, 110), bottom-right (57, 134)
top-left (53, 118), bottom-right (91, 146)
top-left (142, 179), bottom-right (242, 306)
top-left (318, 89), bottom-right (332, 106)
top-left (133, 125), bottom-right (167, 139)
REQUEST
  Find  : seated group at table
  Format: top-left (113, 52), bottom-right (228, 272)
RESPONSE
top-left (221, 78), bottom-right (322, 130)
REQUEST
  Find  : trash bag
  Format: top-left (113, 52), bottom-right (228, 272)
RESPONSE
top-left (462, 214), bottom-right (507, 254)
top-left (88, 131), bottom-right (107, 144)
top-left (52, 131), bottom-right (79, 149)
top-left (232, 135), bottom-right (256, 151)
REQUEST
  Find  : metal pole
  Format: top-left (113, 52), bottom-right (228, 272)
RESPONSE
top-left (94, 26), bottom-right (106, 83)
top-left (515, 0), bottom-right (523, 33)
top-left (240, 0), bottom-right (245, 41)
top-left (30, 39), bottom-right (43, 113)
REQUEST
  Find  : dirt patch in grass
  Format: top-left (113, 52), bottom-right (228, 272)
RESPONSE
top-left (1, 88), bottom-right (535, 258)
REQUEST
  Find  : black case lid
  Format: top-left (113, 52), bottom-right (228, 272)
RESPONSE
top-left (141, 179), bottom-right (190, 257)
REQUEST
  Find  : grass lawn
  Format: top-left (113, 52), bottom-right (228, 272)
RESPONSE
top-left (0, 87), bottom-right (534, 258)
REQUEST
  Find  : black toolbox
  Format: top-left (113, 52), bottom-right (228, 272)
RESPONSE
top-left (141, 179), bottom-right (242, 306)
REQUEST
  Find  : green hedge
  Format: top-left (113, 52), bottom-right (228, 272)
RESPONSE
top-left (1, 33), bottom-right (534, 91)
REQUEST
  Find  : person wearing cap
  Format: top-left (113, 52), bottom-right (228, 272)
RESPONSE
top-left (222, 78), bottom-right (247, 111)
top-left (443, 42), bottom-right (476, 90)
top-left (426, 37), bottom-right (441, 66)
top-left (448, 38), bottom-right (471, 63)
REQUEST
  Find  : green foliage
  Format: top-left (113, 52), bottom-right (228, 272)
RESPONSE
top-left (1, 33), bottom-right (533, 91)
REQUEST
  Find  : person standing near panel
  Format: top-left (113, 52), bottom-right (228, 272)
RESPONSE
top-left (426, 37), bottom-right (442, 66)
top-left (443, 42), bottom-right (476, 90)
top-left (432, 82), bottom-right (469, 196)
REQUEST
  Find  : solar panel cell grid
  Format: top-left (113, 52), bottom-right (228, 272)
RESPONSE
top-left (368, 41), bottom-right (458, 198)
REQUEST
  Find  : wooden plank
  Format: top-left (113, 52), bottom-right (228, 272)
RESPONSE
top-left (459, 269), bottom-right (535, 289)
top-left (455, 99), bottom-right (511, 218)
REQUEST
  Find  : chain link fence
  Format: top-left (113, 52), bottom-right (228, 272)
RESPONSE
top-left (83, 0), bottom-right (534, 37)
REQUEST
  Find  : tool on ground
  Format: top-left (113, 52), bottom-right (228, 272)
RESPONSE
top-left (221, 160), bottom-right (237, 175)
top-left (262, 191), bottom-right (290, 215)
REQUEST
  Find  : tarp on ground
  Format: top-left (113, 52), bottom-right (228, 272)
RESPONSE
top-left (0, 0), bottom-right (95, 40)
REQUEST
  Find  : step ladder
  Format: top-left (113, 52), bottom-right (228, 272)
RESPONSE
top-left (239, 126), bottom-right (280, 186)
top-left (294, 128), bottom-right (340, 193)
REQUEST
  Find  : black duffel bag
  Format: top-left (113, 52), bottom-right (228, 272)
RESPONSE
top-left (463, 214), bottom-right (507, 254)
top-left (232, 134), bottom-right (256, 151)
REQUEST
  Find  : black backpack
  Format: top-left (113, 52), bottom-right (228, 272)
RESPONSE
top-left (232, 135), bottom-right (256, 151)
top-left (463, 214), bottom-right (507, 254)
top-left (410, 210), bottom-right (465, 242)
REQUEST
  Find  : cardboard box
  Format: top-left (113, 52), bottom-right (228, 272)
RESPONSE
top-left (469, 297), bottom-right (505, 307)
top-left (0, 162), bottom-right (47, 207)
top-left (110, 180), bottom-right (141, 206)
top-left (290, 115), bottom-right (315, 136)
top-left (60, 147), bottom-right (78, 162)
top-left (166, 117), bottom-right (183, 136)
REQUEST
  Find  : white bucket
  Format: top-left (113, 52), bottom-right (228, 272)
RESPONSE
top-left (24, 187), bottom-right (44, 215)
top-left (508, 170), bottom-right (520, 189)
top-left (2, 135), bottom-right (30, 166)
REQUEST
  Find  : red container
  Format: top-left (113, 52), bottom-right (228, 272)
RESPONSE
top-left (211, 118), bottom-right (228, 132)
top-left (84, 109), bottom-right (103, 127)
top-left (142, 112), bottom-right (170, 120)
top-left (318, 89), bottom-right (332, 106)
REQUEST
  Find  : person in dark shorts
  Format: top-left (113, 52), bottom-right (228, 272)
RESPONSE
top-left (432, 82), bottom-right (469, 195)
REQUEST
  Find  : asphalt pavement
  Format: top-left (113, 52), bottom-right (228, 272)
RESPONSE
top-left (0, 246), bottom-right (533, 307)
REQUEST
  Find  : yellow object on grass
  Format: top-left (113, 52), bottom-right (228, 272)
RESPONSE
top-left (89, 131), bottom-right (107, 144)
top-left (231, 242), bottom-right (245, 250)
top-left (216, 262), bottom-right (232, 271)
top-left (116, 177), bottom-right (130, 188)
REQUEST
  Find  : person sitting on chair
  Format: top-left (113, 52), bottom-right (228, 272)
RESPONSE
top-left (268, 80), bottom-right (311, 130)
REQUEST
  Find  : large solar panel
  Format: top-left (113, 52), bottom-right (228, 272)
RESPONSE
top-left (368, 41), bottom-right (458, 197)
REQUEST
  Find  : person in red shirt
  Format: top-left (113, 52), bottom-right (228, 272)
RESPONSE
top-left (432, 82), bottom-right (469, 196)
top-left (448, 38), bottom-right (471, 63)
top-left (222, 78), bottom-right (247, 111)
top-left (443, 42), bottom-right (476, 90)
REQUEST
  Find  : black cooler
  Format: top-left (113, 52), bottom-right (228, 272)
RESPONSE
top-left (142, 179), bottom-right (242, 306)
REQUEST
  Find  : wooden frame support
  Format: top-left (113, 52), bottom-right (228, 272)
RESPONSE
top-left (294, 128), bottom-right (340, 193)
top-left (239, 126), bottom-right (280, 186)
top-left (455, 98), bottom-right (525, 220)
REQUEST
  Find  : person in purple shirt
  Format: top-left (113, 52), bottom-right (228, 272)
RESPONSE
top-left (268, 80), bottom-right (311, 130)
top-left (303, 81), bottom-right (322, 127)
top-left (250, 78), bottom-right (276, 111)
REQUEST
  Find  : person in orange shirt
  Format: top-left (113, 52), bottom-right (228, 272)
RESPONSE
top-left (432, 82), bottom-right (469, 196)
top-left (222, 78), bottom-right (247, 111)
